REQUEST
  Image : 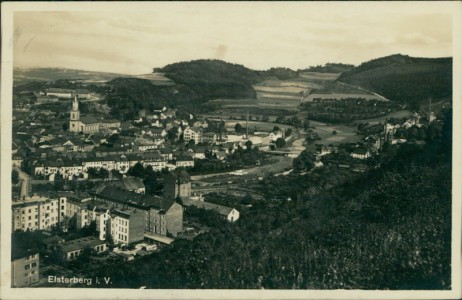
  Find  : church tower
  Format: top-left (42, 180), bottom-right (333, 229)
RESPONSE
top-left (69, 95), bottom-right (80, 132)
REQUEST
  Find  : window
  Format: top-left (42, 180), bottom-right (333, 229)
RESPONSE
top-left (28, 209), bottom-right (31, 213)
top-left (31, 262), bottom-right (37, 268)
top-left (28, 216), bottom-right (31, 220)
top-left (25, 265), bottom-right (30, 270)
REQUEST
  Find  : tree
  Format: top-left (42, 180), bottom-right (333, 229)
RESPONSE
top-left (12, 169), bottom-right (19, 185)
top-left (332, 130), bottom-right (337, 135)
top-left (188, 139), bottom-right (196, 147)
top-left (245, 140), bottom-right (253, 151)
top-left (272, 126), bottom-right (281, 132)
top-left (144, 165), bottom-right (157, 195)
top-left (108, 133), bottom-right (120, 144)
top-left (128, 162), bottom-right (145, 178)
top-left (275, 138), bottom-right (286, 148)
top-left (275, 116), bottom-right (285, 124)
top-left (235, 123), bottom-right (244, 134)
top-left (285, 128), bottom-right (293, 137)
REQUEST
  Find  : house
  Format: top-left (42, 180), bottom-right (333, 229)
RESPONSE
top-left (142, 152), bottom-right (166, 171)
top-left (109, 208), bottom-right (145, 245)
top-left (202, 132), bottom-right (217, 144)
top-left (350, 147), bottom-right (371, 160)
top-left (58, 236), bottom-right (107, 261)
top-left (66, 195), bottom-right (93, 229)
top-left (182, 198), bottom-right (240, 222)
top-left (192, 148), bottom-right (207, 160)
top-left (174, 155), bottom-right (195, 168)
top-left (151, 128), bottom-right (167, 138)
top-left (159, 148), bottom-right (174, 161)
top-left (193, 120), bottom-right (208, 129)
top-left (183, 127), bottom-right (203, 144)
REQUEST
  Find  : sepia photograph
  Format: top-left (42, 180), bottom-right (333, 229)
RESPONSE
top-left (1, 1), bottom-right (461, 299)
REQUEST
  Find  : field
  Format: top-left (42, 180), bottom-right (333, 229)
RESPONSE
top-left (350, 110), bottom-right (412, 125)
top-left (250, 72), bottom-right (340, 109)
top-left (132, 73), bottom-right (175, 86)
top-left (309, 121), bottom-right (363, 145)
top-left (224, 120), bottom-right (295, 132)
top-left (304, 93), bottom-right (386, 102)
top-left (298, 72), bottom-right (341, 81)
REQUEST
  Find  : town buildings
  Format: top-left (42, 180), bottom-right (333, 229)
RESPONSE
top-left (91, 186), bottom-right (183, 237)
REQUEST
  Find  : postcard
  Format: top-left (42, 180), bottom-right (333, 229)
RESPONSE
top-left (1, 1), bottom-right (461, 299)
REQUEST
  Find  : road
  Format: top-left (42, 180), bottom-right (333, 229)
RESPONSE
top-left (14, 166), bottom-right (31, 197)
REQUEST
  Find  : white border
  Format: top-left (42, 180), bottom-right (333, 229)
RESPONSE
top-left (1, 2), bottom-right (461, 300)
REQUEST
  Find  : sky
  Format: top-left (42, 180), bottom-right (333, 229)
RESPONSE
top-left (12, 2), bottom-right (453, 75)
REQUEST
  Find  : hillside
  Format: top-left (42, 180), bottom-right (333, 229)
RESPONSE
top-left (156, 59), bottom-right (263, 100)
top-left (13, 67), bottom-right (126, 85)
top-left (339, 54), bottom-right (452, 108)
top-left (105, 78), bottom-right (199, 120)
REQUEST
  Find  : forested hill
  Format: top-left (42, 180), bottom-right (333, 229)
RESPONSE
top-left (339, 54), bottom-right (452, 107)
top-left (155, 59), bottom-right (263, 100)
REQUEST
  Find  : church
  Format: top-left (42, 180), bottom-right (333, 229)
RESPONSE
top-left (69, 95), bottom-right (120, 133)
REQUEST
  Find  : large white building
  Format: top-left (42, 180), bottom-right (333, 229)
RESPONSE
top-left (12, 195), bottom-right (66, 232)
top-left (183, 127), bottom-right (203, 144)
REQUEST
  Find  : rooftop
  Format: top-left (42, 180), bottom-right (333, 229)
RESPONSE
top-left (92, 185), bottom-right (174, 211)
top-left (60, 236), bottom-right (105, 253)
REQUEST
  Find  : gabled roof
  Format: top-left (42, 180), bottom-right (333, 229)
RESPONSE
top-left (80, 116), bottom-right (99, 124)
top-left (92, 185), bottom-right (174, 211)
top-left (60, 236), bottom-right (105, 253)
top-left (122, 177), bottom-right (145, 191)
top-left (182, 198), bottom-right (236, 216)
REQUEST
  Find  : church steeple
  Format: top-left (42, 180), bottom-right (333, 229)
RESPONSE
top-left (69, 94), bottom-right (80, 132)
top-left (72, 94), bottom-right (79, 111)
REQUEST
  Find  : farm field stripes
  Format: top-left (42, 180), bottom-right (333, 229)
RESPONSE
top-left (298, 72), bottom-right (341, 81)
top-left (303, 93), bottom-right (386, 102)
